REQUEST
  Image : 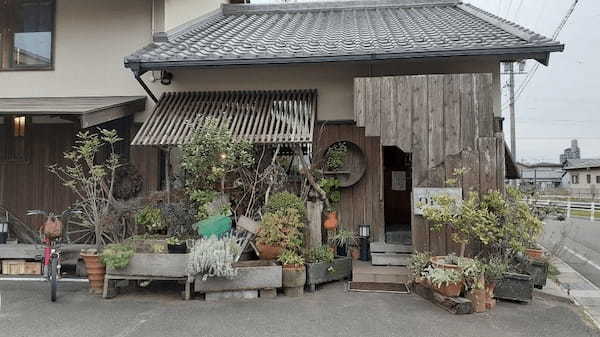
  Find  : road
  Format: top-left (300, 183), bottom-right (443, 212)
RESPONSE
top-left (541, 218), bottom-right (600, 288)
top-left (0, 280), bottom-right (597, 337)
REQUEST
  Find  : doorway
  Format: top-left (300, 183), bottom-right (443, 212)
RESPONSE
top-left (383, 146), bottom-right (412, 245)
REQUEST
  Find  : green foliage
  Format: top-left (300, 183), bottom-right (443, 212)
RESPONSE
top-left (318, 177), bottom-right (341, 210)
top-left (48, 129), bottom-right (123, 248)
top-left (326, 142), bottom-right (348, 170)
top-left (187, 236), bottom-right (240, 280)
top-left (278, 249), bottom-right (305, 266)
top-left (135, 206), bottom-right (166, 234)
top-left (329, 229), bottom-right (357, 248)
top-left (166, 236), bottom-right (183, 245)
top-left (459, 258), bottom-right (485, 290)
top-left (159, 202), bottom-right (197, 238)
top-left (257, 209), bottom-right (304, 252)
top-left (409, 251), bottom-right (432, 279)
top-left (305, 246), bottom-right (335, 264)
top-left (483, 256), bottom-right (508, 282)
top-left (180, 118), bottom-right (254, 217)
top-left (265, 192), bottom-right (306, 218)
top-left (424, 266), bottom-right (463, 287)
top-left (101, 243), bottom-right (134, 270)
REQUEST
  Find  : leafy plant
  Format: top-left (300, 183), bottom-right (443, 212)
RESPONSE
top-left (49, 129), bottom-right (123, 248)
top-left (318, 177), bottom-right (341, 211)
top-left (305, 246), bottom-right (335, 264)
top-left (257, 209), bottom-right (304, 252)
top-left (135, 206), bottom-right (166, 234)
top-left (101, 243), bottom-right (134, 270)
top-left (326, 142), bottom-right (348, 170)
top-left (329, 229), bottom-right (357, 248)
top-left (265, 192), bottom-right (306, 218)
top-left (187, 236), bottom-right (241, 280)
top-left (483, 256), bottom-right (508, 282)
top-left (459, 258), bottom-right (485, 290)
top-left (278, 249), bottom-right (305, 267)
top-left (409, 251), bottom-right (432, 279)
top-left (424, 266), bottom-right (463, 287)
top-left (166, 236), bottom-right (183, 245)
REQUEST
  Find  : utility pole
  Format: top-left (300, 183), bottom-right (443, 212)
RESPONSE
top-left (508, 62), bottom-right (516, 165)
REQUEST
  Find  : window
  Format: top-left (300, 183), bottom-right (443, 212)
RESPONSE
top-left (0, 0), bottom-right (55, 70)
top-left (1, 116), bottom-right (29, 161)
top-left (572, 174), bottom-right (579, 184)
top-left (596, 176), bottom-right (600, 184)
top-left (588, 174), bottom-right (592, 184)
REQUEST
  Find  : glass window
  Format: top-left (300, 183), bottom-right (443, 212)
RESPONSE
top-left (1, 116), bottom-right (28, 162)
top-left (587, 174), bottom-right (592, 184)
top-left (596, 176), bottom-right (600, 184)
top-left (572, 174), bottom-right (579, 184)
top-left (1, 0), bottom-right (54, 70)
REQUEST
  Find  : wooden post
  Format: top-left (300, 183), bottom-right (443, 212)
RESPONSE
top-left (306, 193), bottom-right (323, 249)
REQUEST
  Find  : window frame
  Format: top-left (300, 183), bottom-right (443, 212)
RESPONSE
top-left (0, 0), bottom-right (56, 71)
top-left (0, 115), bottom-right (31, 163)
top-left (572, 174), bottom-right (579, 185)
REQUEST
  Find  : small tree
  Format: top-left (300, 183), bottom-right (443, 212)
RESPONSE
top-left (49, 129), bottom-right (122, 248)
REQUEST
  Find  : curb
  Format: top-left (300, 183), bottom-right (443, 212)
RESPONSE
top-left (533, 284), bottom-right (575, 305)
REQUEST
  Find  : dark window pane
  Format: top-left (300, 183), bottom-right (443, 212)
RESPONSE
top-left (12, 0), bottom-right (53, 67)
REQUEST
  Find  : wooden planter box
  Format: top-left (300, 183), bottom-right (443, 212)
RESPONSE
top-left (194, 260), bottom-right (282, 294)
top-left (306, 256), bottom-right (352, 292)
top-left (518, 259), bottom-right (549, 289)
top-left (494, 273), bottom-right (533, 303)
top-left (107, 253), bottom-right (188, 278)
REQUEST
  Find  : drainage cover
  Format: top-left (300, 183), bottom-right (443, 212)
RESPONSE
top-left (347, 282), bottom-right (410, 294)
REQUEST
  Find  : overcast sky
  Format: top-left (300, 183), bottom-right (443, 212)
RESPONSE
top-left (251, 0), bottom-right (595, 163)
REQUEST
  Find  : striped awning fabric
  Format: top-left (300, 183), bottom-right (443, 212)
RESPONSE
top-left (132, 90), bottom-right (316, 146)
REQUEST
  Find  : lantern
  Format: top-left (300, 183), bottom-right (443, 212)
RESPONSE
top-left (0, 212), bottom-right (8, 244)
top-left (359, 224), bottom-right (370, 238)
top-left (358, 224), bottom-right (370, 261)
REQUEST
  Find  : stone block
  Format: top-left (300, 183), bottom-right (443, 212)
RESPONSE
top-left (205, 290), bottom-right (258, 302)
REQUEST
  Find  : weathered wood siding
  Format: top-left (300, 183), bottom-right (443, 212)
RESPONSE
top-left (354, 73), bottom-right (505, 255)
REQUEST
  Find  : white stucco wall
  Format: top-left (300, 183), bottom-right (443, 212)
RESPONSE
top-left (164, 0), bottom-right (225, 31)
top-left (565, 168), bottom-right (600, 197)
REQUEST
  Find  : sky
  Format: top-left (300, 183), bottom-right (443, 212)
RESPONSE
top-left (251, 0), bottom-right (596, 163)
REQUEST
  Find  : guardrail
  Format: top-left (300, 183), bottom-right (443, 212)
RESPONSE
top-left (528, 199), bottom-right (599, 221)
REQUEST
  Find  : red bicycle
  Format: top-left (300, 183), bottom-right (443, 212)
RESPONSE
top-left (27, 209), bottom-right (81, 302)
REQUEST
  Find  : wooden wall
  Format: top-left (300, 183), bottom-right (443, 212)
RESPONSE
top-left (314, 123), bottom-right (384, 241)
top-left (354, 73), bottom-right (505, 256)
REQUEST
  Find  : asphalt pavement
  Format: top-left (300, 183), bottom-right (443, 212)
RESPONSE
top-left (0, 279), bottom-right (598, 337)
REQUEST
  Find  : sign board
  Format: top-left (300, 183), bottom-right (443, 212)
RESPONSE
top-left (391, 171), bottom-right (406, 191)
top-left (413, 187), bottom-right (463, 216)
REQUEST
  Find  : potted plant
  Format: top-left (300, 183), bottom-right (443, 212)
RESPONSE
top-left (483, 256), bottom-right (508, 309)
top-left (329, 229), bottom-right (357, 257)
top-left (135, 206), bottom-right (167, 235)
top-left (256, 208), bottom-right (303, 260)
top-left (166, 236), bottom-right (187, 254)
top-left (278, 249), bottom-right (306, 297)
top-left (408, 251), bottom-right (432, 284)
top-left (430, 253), bottom-right (463, 271)
top-left (49, 129), bottom-right (123, 294)
top-left (424, 266), bottom-right (463, 297)
top-left (319, 177), bottom-right (341, 230)
top-left (461, 259), bottom-right (486, 313)
top-left (100, 243), bottom-right (135, 270)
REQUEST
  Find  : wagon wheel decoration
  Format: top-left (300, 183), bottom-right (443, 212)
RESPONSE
top-left (63, 212), bottom-right (114, 245)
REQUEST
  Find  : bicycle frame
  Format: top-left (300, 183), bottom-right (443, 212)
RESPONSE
top-left (42, 237), bottom-right (61, 279)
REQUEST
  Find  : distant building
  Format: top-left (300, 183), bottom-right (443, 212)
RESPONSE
top-left (563, 159), bottom-right (600, 198)
top-left (560, 139), bottom-right (581, 163)
top-left (517, 162), bottom-right (564, 192)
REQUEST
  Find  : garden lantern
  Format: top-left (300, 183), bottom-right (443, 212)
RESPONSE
top-left (358, 224), bottom-right (370, 261)
top-left (0, 212), bottom-right (8, 244)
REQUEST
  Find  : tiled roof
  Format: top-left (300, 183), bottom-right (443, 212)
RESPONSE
top-left (564, 159), bottom-right (600, 170)
top-left (125, 0), bottom-right (563, 71)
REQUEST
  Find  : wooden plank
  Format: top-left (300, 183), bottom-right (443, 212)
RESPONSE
top-left (475, 73), bottom-right (494, 138)
top-left (444, 153), bottom-right (463, 256)
top-left (395, 76), bottom-right (412, 152)
top-left (354, 78), bottom-right (366, 127)
top-left (460, 74), bottom-right (477, 152)
top-left (380, 76), bottom-right (396, 146)
top-left (496, 133), bottom-right (506, 194)
top-left (410, 75), bottom-right (429, 253)
top-left (461, 150), bottom-right (480, 196)
top-left (413, 283), bottom-right (474, 314)
top-left (478, 137), bottom-right (497, 194)
top-left (443, 74), bottom-right (461, 156)
top-left (365, 78), bottom-right (381, 137)
top-left (352, 126), bottom-right (367, 230)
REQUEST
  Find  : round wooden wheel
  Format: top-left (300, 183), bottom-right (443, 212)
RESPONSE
top-left (63, 213), bottom-right (112, 245)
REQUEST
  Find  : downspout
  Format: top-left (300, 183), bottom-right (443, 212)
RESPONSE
top-left (134, 73), bottom-right (159, 104)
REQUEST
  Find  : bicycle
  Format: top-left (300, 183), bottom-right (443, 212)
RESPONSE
top-left (27, 209), bottom-right (81, 302)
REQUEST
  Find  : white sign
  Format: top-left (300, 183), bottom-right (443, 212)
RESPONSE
top-left (391, 171), bottom-right (406, 191)
top-left (413, 187), bottom-right (463, 216)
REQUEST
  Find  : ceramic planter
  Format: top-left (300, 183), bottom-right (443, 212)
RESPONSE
top-left (257, 244), bottom-right (282, 260)
top-left (525, 248), bottom-right (544, 260)
top-left (432, 281), bottom-right (462, 297)
top-left (467, 289), bottom-right (487, 313)
top-left (323, 211), bottom-right (338, 230)
top-left (167, 243), bottom-right (187, 254)
top-left (80, 252), bottom-right (105, 294)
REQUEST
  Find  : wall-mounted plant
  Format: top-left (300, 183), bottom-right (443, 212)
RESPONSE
top-left (101, 243), bottom-right (134, 270)
top-left (325, 142), bottom-right (348, 171)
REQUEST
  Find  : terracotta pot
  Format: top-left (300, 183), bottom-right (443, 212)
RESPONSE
top-left (485, 281), bottom-right (497, 310)
top-left (350, 247), bottom-right (360, 260)
top-left (282, 265), bottom-right (306, 288)
top-left (432, 281), bottom-right (462, 297)
top-left (525, 248), bottom-right (544, 260)
top-left (467, 289), bottom-right (487, 313)
top-left (323, 211), bottom-right (338, 230)
top-left (430, 256), bottom-right (463, 271)
top-left (80, 252), bottom-right (105, 294)
top-left (257, 243), bottom-right (282, 260)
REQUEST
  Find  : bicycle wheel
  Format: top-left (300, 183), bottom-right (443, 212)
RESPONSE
top-left (50, 255), bottom-right (58, 302)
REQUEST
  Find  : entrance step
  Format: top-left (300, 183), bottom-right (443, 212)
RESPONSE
top-left (371, 253), bottom-right (411, 266)
top-left (370, 242), bottom-right (413, 254)
top-left (352, 260), bottom-right (410, 284)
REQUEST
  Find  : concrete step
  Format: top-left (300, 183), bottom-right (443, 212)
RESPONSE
top-left (352, 261), bottom-right (410, 284)
top-left (371, 253), bottom-right (411, 266)
top-left (370, 242), bottom-right (413, 254)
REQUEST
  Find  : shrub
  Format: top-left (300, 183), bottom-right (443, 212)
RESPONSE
top-left (305, 246), bottom-right (335, 264)
top-left (278, 249), bottom-right (305, 267)
top-left (265, 192), bottom-right (306, 218)
top-left (408, 251), bottom-right (431, 279)
top-left (135, 206), bottom-right (166, 234)
top-left (424, 266), bottom-right (463, 287)
top-left (257, 209), bottom-right (304, 251)
top-left (101, 243), bottom-right (134, 270)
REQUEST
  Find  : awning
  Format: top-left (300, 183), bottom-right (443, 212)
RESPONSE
top-left (0, 96), bottom-right (146, 128)
top-left (132, 90), bottom-right (316, 146)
